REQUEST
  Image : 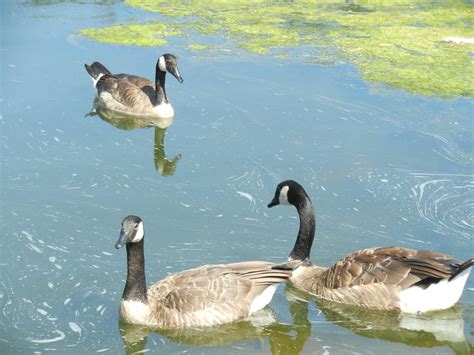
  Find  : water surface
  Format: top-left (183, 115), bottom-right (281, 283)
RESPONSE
top-left (1, 1), bottom-right (473, 354)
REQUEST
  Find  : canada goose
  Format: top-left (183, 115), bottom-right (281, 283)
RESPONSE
top-left (115, 215), bottom-right (292, 328)
top-left (268, 180), bottom-right (473, 313)
top-left (84, 54), bottom-right (183, 118)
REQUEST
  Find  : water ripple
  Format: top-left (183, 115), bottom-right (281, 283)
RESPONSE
top-left (412, 175), bottom-right (474, 240)
top-left (421, 131), bottom-right (472, 166)
top-left (27, 330), bottom-right (66, 344)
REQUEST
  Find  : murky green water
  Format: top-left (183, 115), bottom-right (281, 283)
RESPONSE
top-left (1, 0), bottom-right (473, 354)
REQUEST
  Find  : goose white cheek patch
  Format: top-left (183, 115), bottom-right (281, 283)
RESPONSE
top-left (132, 222), bottom-right (144, 243)
top-left (158, 56), bottom-right (167, 72)
top-left (279, 186), bottom-right (290, 205)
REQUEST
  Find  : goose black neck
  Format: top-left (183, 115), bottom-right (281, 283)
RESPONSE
top-left (155, 63), bottom-right (168, 105)
top-left (289, 194), bottom-right (315, 261)
top-left (123, 239), bottom-right (148, 303)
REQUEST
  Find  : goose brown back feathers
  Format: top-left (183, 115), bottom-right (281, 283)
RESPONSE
top-left (96, 74), bottom-right (162, 114)
top-left (145, 261), bottom-right (291, 328)
top-left (318, 247), bottom-right (457, 290)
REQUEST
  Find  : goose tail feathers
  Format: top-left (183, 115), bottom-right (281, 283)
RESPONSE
top-left (91, 61), bottom-right (112, 75)
top-left (84, 63), bottom-right (98, 79)
top-left (449, 258), bottom-right (474, 281)
top-left (84, 61), bottom-right (112, 79)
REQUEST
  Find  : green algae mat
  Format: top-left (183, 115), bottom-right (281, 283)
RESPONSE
top-left (81, 0), bottom-right (474, 99)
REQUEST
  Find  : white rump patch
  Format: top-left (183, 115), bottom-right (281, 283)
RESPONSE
top-left (399, 268), bottom-right (471, 313)
top-left (158, 55), bottom-right (167, 72)
top-left (120, 300), bottom-right (150, 324)
top-left (279, 185), bottom-right (290, 205)
top-left (249, 284), bottom-right (278, 315)
top-left (131, 222), bottom-right (144, 243)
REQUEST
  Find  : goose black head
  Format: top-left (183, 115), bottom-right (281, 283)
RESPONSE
top-left (268, 180), bottom-right (306, 208)
top-left (158, 54), bottom-right (183, 83)
top-left (116, 215), bottom-right (144, 249)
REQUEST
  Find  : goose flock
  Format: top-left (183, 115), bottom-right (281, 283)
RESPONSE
top-left (85, 55), bottom-right (473, 329)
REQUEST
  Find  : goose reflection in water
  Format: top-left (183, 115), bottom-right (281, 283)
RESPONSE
top-left (286, 286), bottom-right (472, 354)
top-left (86, 99), bottom-right (181, 176)
top-left (119, 298), bottom-right (311, 355)
top-left (120, 286), bottom-right (472, 354)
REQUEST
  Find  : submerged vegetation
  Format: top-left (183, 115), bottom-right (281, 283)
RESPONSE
top-left (80, 1), bottom-right (474, 98)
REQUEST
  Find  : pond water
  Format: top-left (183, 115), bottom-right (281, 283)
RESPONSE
top-left (1, 1), bottom-right (473, 354)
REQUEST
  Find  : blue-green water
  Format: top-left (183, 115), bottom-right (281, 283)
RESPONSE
top-left (1, 1), bottom-right (473, 354)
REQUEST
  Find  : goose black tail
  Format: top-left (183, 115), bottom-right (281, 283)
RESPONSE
top-left (84, 63), bottom-right (99, 79)
top-left (84, 62), bottom-right (111, 79)
top-left (91, 61), bottom-right (111, 75)
top-left (449, 258), bottom-right (474, 281)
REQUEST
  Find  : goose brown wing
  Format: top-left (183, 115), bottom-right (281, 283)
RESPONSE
top-left (114, 74), bottom-right (156, 98)
top-left (319, 246), bottom-right (459, 290)
top-left (97, 75), bottom-right (153, 109)
top-left (147, 261), bottom-right (291, 327)
top-left (114, 74), bottom-right (154, 87)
